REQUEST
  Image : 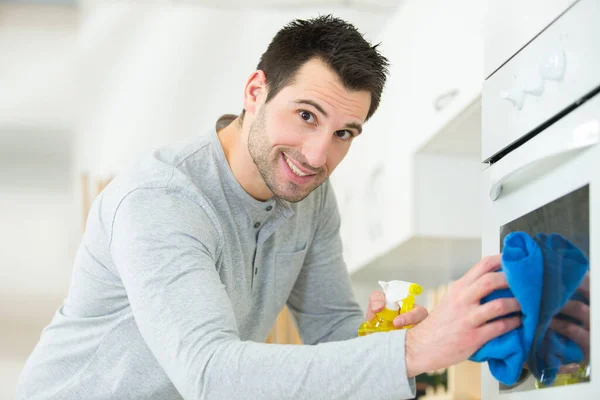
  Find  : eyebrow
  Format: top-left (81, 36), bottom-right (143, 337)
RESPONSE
top-left (295, 99), bottom-right (328, 117)
top-left (345, 122), bottom-right (363, 135)
top-left (294, 99), bottom-right (363, 135)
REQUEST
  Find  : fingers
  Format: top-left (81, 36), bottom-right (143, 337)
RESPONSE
top-left (461, 255), bottom-right (502, 286)
top-left (461, 255), bottom-right (501, 285)
top-left (558, 363), bottom-right (582, 374)
top-left (550, 318), bottom-right (590, 361)
top-left (478, 315), bottom-right (522, 345)
top-left (560, 300), bottom-right (590, 329)
top-left (366, 291), bottom-right (385, 321)
top-left (394, 304), bottom-right (428, 328)
top-left (576, 273), bottom-right (590, 301)
top-left (465, 271), bottom-right (509, 303)
top-left (469, 298), bottom-right (521, 327)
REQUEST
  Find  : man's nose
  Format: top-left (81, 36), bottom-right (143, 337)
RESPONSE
top-left (302, 133), bottom-right (332, 169)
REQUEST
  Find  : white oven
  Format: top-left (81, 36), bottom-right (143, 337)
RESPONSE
top-left (481, 87), bottom-right (598, 399)
top-left (481, 0), bottom-right (599, 398)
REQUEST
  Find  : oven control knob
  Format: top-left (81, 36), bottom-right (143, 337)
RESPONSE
top-left (501, 87), bottom-right (525, 110)
top-left (523, 70), bottom-right (544, 96)
top-left (539, 49), bottom-right (566, 80)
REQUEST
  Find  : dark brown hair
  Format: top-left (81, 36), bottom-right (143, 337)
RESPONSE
top-left (215, 114), bottom-right (238, 132)
top-left (241, 15), bottom-right (388, 121)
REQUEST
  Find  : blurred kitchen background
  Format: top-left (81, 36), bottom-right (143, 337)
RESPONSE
top-left (0, 0), bottom-right (483, 398)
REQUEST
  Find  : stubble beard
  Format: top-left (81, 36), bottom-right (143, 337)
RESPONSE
top-left (247, 107), bottom-right (325, 203)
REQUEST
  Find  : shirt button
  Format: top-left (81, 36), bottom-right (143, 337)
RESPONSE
top-left (254, 222), bottom-right (261, 228)
top-left (265, 205), bottom-right (273, 212)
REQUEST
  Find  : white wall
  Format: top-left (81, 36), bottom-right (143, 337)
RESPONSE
top-left (0, 4), bottom-right (77, 131)
top-left (0, 6), bottom-right (80, 398)
top-left (0, 131), bottom-right (78, 398)
top-left (77, 3), bottom-right (392, 177)
top-left (0, 171), bottom-right (79, 399)
top-left (0, 190), bottom-right (77, 296)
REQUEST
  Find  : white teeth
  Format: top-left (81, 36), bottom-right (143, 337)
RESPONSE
top-left (284, 155), bottom-right (308, 177)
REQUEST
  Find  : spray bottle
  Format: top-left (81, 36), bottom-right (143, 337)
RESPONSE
top-left (358, 280), bottom-right (423, 336)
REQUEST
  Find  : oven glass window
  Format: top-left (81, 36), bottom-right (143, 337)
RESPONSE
top-left (499, 184), bottom-right (590, 392)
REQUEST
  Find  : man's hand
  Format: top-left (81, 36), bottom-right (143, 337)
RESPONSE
top-left (404, 255), bottom-right (522, 377)
top-left (551, 272), bottom-right (590, 373)
top-left (366, 290), bottom-right (429, 329)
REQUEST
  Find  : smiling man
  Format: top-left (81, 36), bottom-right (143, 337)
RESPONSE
top-left (226, 56), bottom-right (369, 203)
top-left (18, 16), bottom-right (521, 400)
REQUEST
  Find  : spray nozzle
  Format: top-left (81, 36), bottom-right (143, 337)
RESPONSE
top-left (378, 280), bottom-right (423, 314)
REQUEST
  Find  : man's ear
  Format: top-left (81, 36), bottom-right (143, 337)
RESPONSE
top-left (243, 70), bottom-right (267, 115)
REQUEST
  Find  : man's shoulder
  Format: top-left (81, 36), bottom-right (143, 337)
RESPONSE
top-left (113, 132), bottom-right (214, 193)
top-left (154, 131), bottom-right (214, 170)
top-left (99, 133), bottom-right (221, 227)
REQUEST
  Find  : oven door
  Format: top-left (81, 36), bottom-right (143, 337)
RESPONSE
top-left (481, 90), bottom-right (600, 399)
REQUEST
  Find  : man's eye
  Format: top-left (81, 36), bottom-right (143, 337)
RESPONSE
top-left (335, 130), bottom-right (353, 141)
top-left (299, 110), bottom-right (315, 123)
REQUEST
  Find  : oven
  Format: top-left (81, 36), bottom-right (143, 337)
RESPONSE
top-left (481, 0), bottom-right (599, 398)
top-left (481, 88), bottom-right (598, 398)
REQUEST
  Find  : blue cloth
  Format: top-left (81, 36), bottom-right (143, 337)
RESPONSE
top-left (469, 232), bottom-right (589, 386)
top-left (469, 232), bottom-right (543, 385)
top-left (527, 233), bottom-right (588, 385)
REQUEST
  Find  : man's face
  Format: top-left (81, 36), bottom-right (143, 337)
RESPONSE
top-left (247, 58), bottom-right (371, 203)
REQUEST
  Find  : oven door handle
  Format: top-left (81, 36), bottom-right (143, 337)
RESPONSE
top-left (490, 120), bottom-right (600, 201)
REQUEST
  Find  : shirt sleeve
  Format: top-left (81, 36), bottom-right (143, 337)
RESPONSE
top-left (287, 180), bottom-right (366, 344)
top-left (109, 185), bottom-right (416, 400)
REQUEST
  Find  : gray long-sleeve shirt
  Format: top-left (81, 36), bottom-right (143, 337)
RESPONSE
top-left (17, 129), bottom-right (416, 399)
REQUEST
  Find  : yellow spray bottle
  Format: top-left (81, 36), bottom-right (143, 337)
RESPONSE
top-left (358, 280), bottom-right (423, 336)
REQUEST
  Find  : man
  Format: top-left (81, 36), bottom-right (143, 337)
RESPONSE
top-left (18, 16), bottom-right (521, 399)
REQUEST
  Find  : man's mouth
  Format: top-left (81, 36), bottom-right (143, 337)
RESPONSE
top-left (283, 153), bottom-right (316, 177)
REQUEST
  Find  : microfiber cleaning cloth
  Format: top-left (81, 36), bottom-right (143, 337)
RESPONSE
top-left (469, 232), bottom-right (543, 385)
top-left (527, 233), bottom-right (588, 385)
top-left (469, 232), bottom-right (588, 386)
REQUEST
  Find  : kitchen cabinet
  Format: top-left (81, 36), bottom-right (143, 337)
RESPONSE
top-left (333, 101), bottom-right (483, 288)
top-left (367, 0), bottom-right (484, 157)
top-left (332, 0), bottom-right (485, 282)
top-left (342, 138), bottom-right (483, 287)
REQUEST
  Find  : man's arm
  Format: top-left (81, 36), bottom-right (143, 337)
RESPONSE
top-left (286, 180), bottom-right (366, 344)
top-left (110, 185), bottom-right (416, 400)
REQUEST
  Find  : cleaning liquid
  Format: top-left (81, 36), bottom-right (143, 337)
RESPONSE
top-left (358, 280), bottom-right (423, 336)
